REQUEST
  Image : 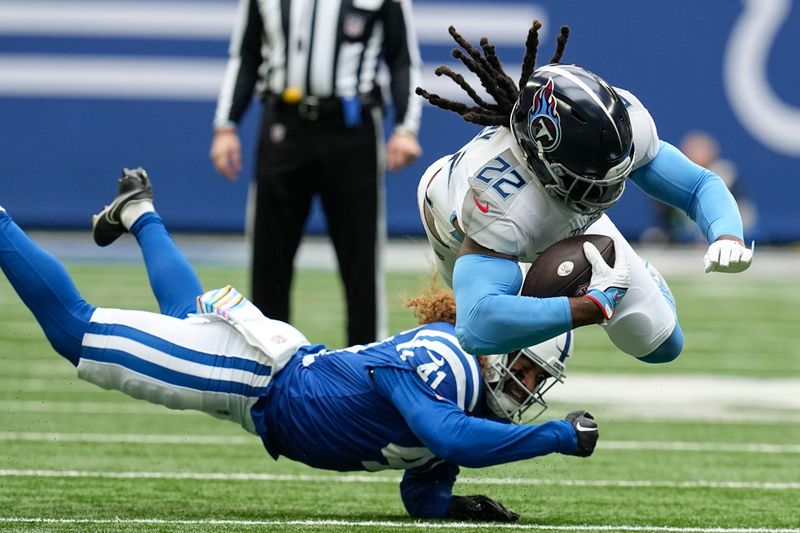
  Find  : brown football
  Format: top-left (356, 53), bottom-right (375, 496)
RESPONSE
top-left (521, 234), bottom-right (615, 298)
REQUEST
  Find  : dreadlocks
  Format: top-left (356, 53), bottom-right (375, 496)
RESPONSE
top-left (415, 21), bottom-right (570, 127)
top-left (404, 276), bottom-right (457, 326)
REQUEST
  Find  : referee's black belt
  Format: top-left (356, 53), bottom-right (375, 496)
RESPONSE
top-left (265, 93), bottom-right (379, 121)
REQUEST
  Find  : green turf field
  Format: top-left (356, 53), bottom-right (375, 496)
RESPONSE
top-left (0, 261), bottom-right (798, 532)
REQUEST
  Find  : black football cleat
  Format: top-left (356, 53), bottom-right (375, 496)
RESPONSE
top-left (91, 167), bottom-right (153, 246)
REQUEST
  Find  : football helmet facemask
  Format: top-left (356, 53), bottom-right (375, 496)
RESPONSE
top-left (483, 331), bottom-right (572, 423)
top-left (510, 64), bottom-right (635, 215)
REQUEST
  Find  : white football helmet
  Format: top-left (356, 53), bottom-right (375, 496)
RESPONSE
top-left (483, 331), bottom-right (572, 423)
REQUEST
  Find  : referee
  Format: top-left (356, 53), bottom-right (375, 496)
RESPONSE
top-left (210, 0), bottom-right (423, 345)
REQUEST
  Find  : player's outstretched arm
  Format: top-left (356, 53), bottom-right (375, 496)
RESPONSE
top-left (372, 366), bottom-right (580, 467)
top-left (377, 366), bottom-right (596, 521)
top-left (630, 141), bottom-right (753, 273)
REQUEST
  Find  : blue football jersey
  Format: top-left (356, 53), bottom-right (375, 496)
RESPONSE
top-left (250, 322), bottom-right (482, 472)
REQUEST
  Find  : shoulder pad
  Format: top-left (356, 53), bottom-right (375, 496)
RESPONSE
top-left (614, 87), bottom-right (660, 168)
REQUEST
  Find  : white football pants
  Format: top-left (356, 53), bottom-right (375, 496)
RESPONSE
top-left (76, 308), bottom-right (306, 434)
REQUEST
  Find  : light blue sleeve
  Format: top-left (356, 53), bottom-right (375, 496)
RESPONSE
top-left (452, 254), bottom-right (572, 355)
top-left (630, 141), bottom-right (744, 242)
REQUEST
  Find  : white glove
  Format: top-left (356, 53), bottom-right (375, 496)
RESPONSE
top-left (583, 235), bottom-right (631, 320)
top-left (703, 239), bottom-right (754, 273)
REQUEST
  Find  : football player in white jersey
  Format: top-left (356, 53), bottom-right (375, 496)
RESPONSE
top-left (415, 22), bottom-right (753, 362)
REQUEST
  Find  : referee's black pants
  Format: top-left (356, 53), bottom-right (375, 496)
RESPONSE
top-left (251, 102), bottom-right (383, 346)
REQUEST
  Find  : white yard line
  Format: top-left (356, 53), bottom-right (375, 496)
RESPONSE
top-left (0, 400), bottom-right (197, 415)
top-left (1, 431), bottom-right (798, 453)
top-left (4, 398), bottom-right (799, 424)
top-left (1, 469), bottom-right (799, 491)
top-left (25, 231), bottom-right (800, 275)
top-left (3, 375), bottom-right (799, 419)
top-left (0, 431), bottom-right (252, 445)
top-left (0, 1), bottom-right (539, 45)
top-left (602, 441), bottom-right (800, 454)
top-left (548, 375), bottom-right (800, 412)
top-left (0, 517), bottom-right (797, 532)
top-left (0, 431), bottom-right (798, 454)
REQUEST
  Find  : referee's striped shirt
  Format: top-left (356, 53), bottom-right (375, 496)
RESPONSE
top-left (214, 0), bottom-right (422, 135)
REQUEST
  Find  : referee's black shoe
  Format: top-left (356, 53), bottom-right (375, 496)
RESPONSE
top-left (92, 167), bottom-right (153, 247)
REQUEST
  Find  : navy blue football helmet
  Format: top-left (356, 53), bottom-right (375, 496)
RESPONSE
top-left (510, 64), bottom-right (634, 215)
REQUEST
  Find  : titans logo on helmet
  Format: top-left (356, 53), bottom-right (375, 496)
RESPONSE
top-left (527, 78), bottom-right (561, 153)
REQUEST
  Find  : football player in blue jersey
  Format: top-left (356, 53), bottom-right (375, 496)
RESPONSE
top-left (0, 168), bottom-right (598, 523)
top-left (415, 21), bottom-right (754, 364)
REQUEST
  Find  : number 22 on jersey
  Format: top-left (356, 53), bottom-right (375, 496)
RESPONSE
top-left (473, 149), bottom-right (527, 201)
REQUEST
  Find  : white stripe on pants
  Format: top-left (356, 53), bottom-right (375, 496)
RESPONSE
top-left (77, 308), bottom-right (293, 434)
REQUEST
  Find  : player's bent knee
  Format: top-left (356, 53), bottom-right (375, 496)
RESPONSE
top-left (46, 336), bottom-right (82, 367)
top-left (41, 303), bottom-right (95, 367)
top-left (44, 321), bottom-right (93, 367)
top-left (637, 325), bottom-right (684, 364)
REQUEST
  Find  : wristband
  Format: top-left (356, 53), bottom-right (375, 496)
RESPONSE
top-left (584, 287), bottom-right (625, 320)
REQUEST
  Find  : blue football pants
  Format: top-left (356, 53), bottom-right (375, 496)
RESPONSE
top-left (0, 211), bottom-right (201, 365)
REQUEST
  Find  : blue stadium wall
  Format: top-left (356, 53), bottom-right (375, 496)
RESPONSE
top-left (1, 0), bottom-right (798, 243)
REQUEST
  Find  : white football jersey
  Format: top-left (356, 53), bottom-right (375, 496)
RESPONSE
top-left (422, 87), bottom-right (660, 264)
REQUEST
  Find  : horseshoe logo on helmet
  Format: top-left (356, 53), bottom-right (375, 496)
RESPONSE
top-left (528, 78), bottom-right (562, 153)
